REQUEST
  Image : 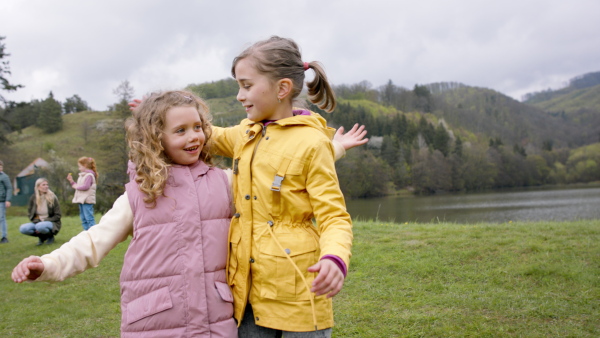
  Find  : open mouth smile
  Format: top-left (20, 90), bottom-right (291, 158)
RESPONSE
top-left (184, 146), bottom-right (199, 152)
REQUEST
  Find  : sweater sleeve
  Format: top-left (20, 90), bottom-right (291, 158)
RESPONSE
top-left (37, 193), bottom-right (133, 282)
top-left (73, 174), bottom-right (94, 191)
top-left (332, 139), bottom-right (346, 161)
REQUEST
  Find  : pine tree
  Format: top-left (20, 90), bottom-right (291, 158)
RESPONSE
top-left (37, 92), bottom-right (63, 133)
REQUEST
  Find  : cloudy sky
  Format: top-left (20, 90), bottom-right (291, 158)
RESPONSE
top-left (1, 0), bottom-right (599, 110)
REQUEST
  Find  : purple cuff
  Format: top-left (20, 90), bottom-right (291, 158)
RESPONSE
top-left (321, 255), bottom-right (347, 278)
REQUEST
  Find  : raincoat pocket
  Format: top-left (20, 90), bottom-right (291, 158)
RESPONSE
top-left (267, 154), bottom-right (304, 176)
top-left (258, 234), bottom-right (318, 301)
top-left (227, 218), bottom-right (241, 286)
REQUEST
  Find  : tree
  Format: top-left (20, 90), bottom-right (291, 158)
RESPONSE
top-left (380, 80), bottom-right (397, 106)
top-left (111, 80), bottom-right (135, 118)
top-left (4, 100), bottom-right (41, 130)
top-left (1, 36), bottom-right (23, 145)
top-left (336, 149), bottom-right (391, 198)
top-left (453, 136), bottom-right (463, 158)
top-left (411, 149), bottom-right (452, 193)
top-left (37, 92), bottom-right (63, 133)
top-left (63, 94), bottom-right (90, 114)
top-left (113, 80), bottom-right (134, 103)
top-left (0, 36), bottom-right (23, 105)
top-left (94, 80), bottom-right (134, 211)
top-left (413, 84), bottom-right (434, 113)
top-left (433, 123), bottom-right (451, 156)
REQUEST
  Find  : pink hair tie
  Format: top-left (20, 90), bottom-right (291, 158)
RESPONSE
top-left (303, 62), bottom-right (309, 71)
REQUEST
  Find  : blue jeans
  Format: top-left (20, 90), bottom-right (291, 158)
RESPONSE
top-left (20, 221), bottom-right (54, 235)
top-left (79, 203), bottom-right (96, 230)
top-left (238, 304), bottom-right (332, 338)
top-left (0, 202), bottom-right (7, 238)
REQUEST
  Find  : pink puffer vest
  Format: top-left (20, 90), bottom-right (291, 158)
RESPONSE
top-left (121, 160), bottom-right (237, 337)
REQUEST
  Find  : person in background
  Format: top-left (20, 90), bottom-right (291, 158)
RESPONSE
top-left (0, 159), bottom-right (12, 244)
top-left (19, 178), bottom-right (61, 245)
top-left (67, 156), bottom-right (98, 230)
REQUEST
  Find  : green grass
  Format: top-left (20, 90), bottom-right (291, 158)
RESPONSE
top-left (1, 217), bottom-right (599, 337)
top-left (1, 215), bottom-right (126, 337)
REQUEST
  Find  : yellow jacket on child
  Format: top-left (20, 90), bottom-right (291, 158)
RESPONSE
top-left (212, 111), bottom-right (353, 332)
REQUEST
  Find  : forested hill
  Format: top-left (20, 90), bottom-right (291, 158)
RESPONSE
top-left (1, 72), bottom-right (599, 206)
top-left (315, 79), bottom-right (596, 149)
top-left (432, 86), bottom-right (589, 148)
top-left (522, 71), bottom-right (600, 107)
top-left (521, 71), bottom-right (600, 147)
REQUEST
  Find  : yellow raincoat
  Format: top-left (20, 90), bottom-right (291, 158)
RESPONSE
top-left (211, 112), bottom-right (353, 331)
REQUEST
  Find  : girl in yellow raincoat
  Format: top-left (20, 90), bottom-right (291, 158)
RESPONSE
top-left (211, 36), bottom-right (356, 337)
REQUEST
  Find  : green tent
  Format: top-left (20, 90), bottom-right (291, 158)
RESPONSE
top-left (11, 158), bottom-right (49, 206)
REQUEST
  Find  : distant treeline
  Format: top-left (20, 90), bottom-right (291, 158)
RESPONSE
top-left (309, 81), bottom-right (600, 197)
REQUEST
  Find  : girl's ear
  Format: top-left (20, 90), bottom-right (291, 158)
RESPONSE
top-left (277, 78), bottom-right (293, 101)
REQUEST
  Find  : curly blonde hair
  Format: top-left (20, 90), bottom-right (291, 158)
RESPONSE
top-left (125, 90), bottom-right (213, 206)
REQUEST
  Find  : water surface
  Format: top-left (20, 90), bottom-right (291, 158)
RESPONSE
top-left (344, 186), bottom-right (600, 223)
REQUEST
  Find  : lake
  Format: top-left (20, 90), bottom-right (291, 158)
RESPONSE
top-left (344, 186), bottom-right (600, 223)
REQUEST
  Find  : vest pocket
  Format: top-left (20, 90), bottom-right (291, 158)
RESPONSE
top-left (125, 286), bottom-right (173, 324)
top-left (215, 281), bottom-right (234, 303)
top-left (258, 234), bottom-right (318, 301)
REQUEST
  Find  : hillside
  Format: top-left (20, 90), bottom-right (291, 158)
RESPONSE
top-left (0, 110), bottom-right (120, 179)
top-left (2, 73), bottom-right (599, 201)
top-left (523, 71), bottom-right (600, 106)
top-left (526, 84), bottom-right (600, 113)
top-left (431, 85), bottom-right (590, 147)
top-left (329, 81), bottom-right (594, 148)
top-left (520, 71), bottom-right (600, 145)
top-left (0, 97), bottom-right (245, 181)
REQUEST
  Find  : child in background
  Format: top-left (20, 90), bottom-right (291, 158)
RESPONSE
top-left (13, 91), bottom-right (238, 337)
top-left (211, 36), bottom-right (355, 337)
top-left (67, 157), bottom-right (98, 230)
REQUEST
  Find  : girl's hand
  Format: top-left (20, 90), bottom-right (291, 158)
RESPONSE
top-left (308, 259), bottom-right (345, 298)
top-left (12, 256), bottom-right (45, 283)
top-left (66, 173), bottom-right (74, 184)
top-left (334, 123), bottom-right (369, 151)
top-left (128, 98), bottom-right (142, 111)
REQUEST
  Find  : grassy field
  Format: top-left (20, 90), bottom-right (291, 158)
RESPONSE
top-left (1, 215), bottom-right (598, 337)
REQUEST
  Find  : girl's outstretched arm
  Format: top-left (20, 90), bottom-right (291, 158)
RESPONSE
top-left (12, 256), bottom-right (45, 283)
top-left (35, 194), bottom-right (133, 282)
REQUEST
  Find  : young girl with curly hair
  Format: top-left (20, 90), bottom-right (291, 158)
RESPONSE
top-left (13, 90), bottom-right (238, 337)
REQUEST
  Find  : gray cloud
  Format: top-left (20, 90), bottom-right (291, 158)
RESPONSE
top-left (1, 0), bottom-right (599, 109)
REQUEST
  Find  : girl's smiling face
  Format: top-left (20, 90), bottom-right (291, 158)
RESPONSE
top-left (161, 106), bottom-right (205, 166)
top-left (235, 58), bottom-right (290, 122)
